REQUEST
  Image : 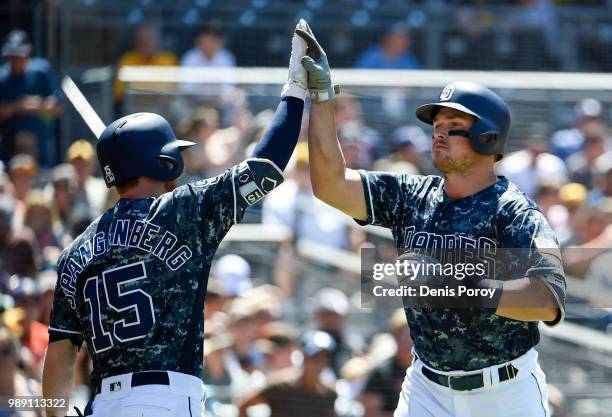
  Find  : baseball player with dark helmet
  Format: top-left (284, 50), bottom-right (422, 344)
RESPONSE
top-left (297, 22), bottom-right (566, 417)
top-left (42, 20), bottom-right (311, 417)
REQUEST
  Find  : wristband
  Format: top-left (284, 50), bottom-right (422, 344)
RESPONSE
top-left (281, 81), bottom-right (307, 101)
top-left (309, 84), bottom-right (341, 102)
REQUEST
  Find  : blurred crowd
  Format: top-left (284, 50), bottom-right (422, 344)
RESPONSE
top-left (0, 17), bottom-right (608, 417)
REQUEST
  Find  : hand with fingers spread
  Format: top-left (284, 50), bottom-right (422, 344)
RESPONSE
top-left (281, 19), bottom-right (309, 100)
top-left (295, 21), bottom-right (338, 102)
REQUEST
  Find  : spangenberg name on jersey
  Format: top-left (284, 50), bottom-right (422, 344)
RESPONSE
top-left (59, 218), bottom-right (193, 308)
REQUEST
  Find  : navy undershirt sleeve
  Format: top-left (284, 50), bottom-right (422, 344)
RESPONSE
top-left (251, 96), bottom-right (304, 171)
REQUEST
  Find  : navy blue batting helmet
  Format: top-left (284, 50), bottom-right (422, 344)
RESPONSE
top-left (416, 81), bottom-right (511, 160)
top-left (96, 113), bottom-right (195, 188)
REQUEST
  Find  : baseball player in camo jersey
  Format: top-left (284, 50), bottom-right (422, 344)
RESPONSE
top-left (41, 20), bottom-right (312, 417)
top-left (296, 22), bottom-right (566, 417)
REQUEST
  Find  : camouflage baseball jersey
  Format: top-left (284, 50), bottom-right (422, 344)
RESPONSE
top-left (358, 172), bottom-right (566, 371)
top-left (48, 158), bottom-right (283, 387)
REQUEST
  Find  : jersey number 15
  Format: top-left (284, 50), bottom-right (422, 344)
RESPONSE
top-left (83, 262), bottom-right (155, 353)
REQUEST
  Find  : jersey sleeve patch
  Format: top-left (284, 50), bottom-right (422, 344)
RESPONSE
top-left (236, 158), bottom-right (284, 206)
top-left (532, 237), bottom-right (562, 261)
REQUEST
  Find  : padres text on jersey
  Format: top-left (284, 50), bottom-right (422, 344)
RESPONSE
top-left (358, 172), bottom-right (566, 371)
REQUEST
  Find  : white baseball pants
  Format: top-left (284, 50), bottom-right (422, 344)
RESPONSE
top-left (394, 348), bottom-right (550, 417)
top-left (87, 371), bottom-right (205, 417)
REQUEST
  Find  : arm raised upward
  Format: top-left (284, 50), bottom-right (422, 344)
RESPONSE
top-left (296, 23), bottom-right (367, 221)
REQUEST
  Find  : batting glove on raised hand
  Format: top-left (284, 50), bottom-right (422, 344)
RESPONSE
top-left (281, 19), bottom-right (309, 100)
top-left (295, 21), bottom-right (339, 102)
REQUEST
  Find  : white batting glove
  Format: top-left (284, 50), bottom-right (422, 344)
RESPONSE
top-left (281, 19), bottom-right (309, 100)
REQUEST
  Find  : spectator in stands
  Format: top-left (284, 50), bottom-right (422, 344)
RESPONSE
top-left (566, 133), bottom-right (608, 187)
top-left (507, 0), bottom-right (560, 58)
top-left (3, 226), bottom-right (40, 278)
top-left (361, 309), bottom-right (413, 416)
top-left (13, 130), bottom-right (39, 162)
top-left (587, 152), bottom-right (612, 206)
top-left (0, 326), bottom-right (40, 400)
top-left (390, 125), bottom-right (429, 169)
top-left (211, 254), bottom-right (253, 299)
top-left (113, 24), bottom-right (178, 107)
top-left (333, 96), bottom-right (361, 131)
top-left (496, 135), bottom-right (568, 197)
top-left (555, 182), bottom-right (588, 246)
top-left (181, 21), bottom-right (236, 69)
top-left (535, 182), bottom-right (561, 220)
top-left (549, 98), bottom-right (607, 161)
top-left (579, 199), bottom-right (612, 298)
top-left (226, 297), bottom-right (263, 373)
top-left (263, 143), bottom-right (353, 250)
top-left (240, 109), bottom-right (275, 156)
top-left (575, 203), bottom-right (611, 248)
top-left (339, 122), bottom-right (375, 169)
top-left (338, 356), bottom-right (374, 415)
top-left (0, 195), bottom-right (15, 278)
top-left (203, 333), bottom-right (232, 383)
top-left (338, 120), bottom-right (381, 169)
top-left (585, 244), bottom-right (612, 291)
top-left (0, 30), bottom-right (61, 168)
top-left (179, 106), bottom-right (222, 179)
top-left (248, 287), bottom-right (284, 340)
top-left (67, 139), bottom-right (108, 219)
top-left (9, 275), bottom-right (47, 366)
top-left (204, 280), bottom-right (227, 319)
top-left (313, 287), bottom-right (362, 377)
top-left (259, 322), bottom-right (298, 373)
top-left (180, 21), bottom-right (236, 94)
top-left (373, 125), bottom-right (430, 174)
top-left (202, 333), bottom-right (238, 409)
top-left (333, 96), bottom-right (382, 161)
top-left (8, 153), bottom-right (37, 205)
top-left (23, 190), bottom-right (62, 250)
top-left (562, 200), bottom-right (612, 276)
top-left (47, 164), bottom-right (80, 238)
top-left (354, 23), bottom-right (421, 70)
top-left (238, 330), bottom-right (337, 417)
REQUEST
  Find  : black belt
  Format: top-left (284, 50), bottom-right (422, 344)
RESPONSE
top-left (95, 371), bottom-right (170, 394)
top-left (422, 363), bottom-right (519, 391)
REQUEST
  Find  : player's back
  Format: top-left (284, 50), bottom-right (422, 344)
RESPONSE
top-left (49, 151), bottom-right (284, 390)
top-left (51, 179), bottom-right (234, 387)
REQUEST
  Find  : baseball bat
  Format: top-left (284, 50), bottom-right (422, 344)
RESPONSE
top-left (61, 75), bottom-right (106, 139)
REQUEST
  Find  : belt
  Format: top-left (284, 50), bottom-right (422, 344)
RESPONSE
top-left (95, 371), bottom-right (170, 394)
top-left (422, 363), bottom-right (519, 391)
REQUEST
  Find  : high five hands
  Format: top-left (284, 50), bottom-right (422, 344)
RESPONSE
top-left (295, 20), bottom-right (340, 102)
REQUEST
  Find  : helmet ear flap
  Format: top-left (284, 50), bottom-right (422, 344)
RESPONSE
top-left (157, 155), bottom-right (182, 177)
top-left (480, 132), bottom-right (498, 144)
top-left (468, 118), bottom-right (505, 157)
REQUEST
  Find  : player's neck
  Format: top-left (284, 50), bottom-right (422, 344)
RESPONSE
top-left (119, 182), bottom-right (167, 200)
top-left (443, 169), bottom-right (497, 201)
